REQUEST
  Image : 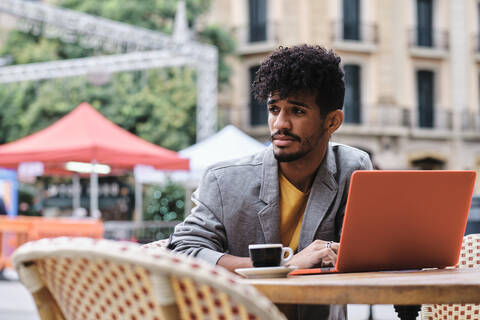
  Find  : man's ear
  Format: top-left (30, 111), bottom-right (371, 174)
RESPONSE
top-left (325, 110), bottom-right (344, 134)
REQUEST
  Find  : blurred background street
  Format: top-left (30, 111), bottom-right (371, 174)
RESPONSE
top-left (0, 280), bottom-right (38, 320)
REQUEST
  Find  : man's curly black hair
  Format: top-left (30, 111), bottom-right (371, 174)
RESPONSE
top-left (252, 44), bottom-right (345, 116)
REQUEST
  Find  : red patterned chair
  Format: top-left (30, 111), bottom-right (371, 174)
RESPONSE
top-left (12, 237), bottom-right (286, 320)
top-left (421, 234), bottom-right (480, 320)
top-left (142, 238), bottom-right (170, 250)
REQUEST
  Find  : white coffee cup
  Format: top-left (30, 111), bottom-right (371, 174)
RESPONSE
top-left (248, 244), bottom-right (294, 267)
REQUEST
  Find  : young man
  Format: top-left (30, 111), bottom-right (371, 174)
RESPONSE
top-left (168, 44), bottom-right (372, 319)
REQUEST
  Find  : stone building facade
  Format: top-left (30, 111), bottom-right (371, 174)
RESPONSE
top-left (204, 0), bottom-right (480, 191)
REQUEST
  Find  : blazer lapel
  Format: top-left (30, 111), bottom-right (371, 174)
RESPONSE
top-left (299, 143), bottom-right (338, 249)
top-left (257, 146), bottom-right (281, 244)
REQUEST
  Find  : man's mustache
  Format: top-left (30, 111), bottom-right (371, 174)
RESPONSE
top-left (270, 130), bottom-right (301, 142)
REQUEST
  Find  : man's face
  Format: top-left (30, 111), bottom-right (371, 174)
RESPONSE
top-left (268, 92), bottom-right (328, 162)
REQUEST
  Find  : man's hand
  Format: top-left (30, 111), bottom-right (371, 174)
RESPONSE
top-left (217, 254), bottom-right (253, 273)
top-left (287, 240), bottom-right (339, 269)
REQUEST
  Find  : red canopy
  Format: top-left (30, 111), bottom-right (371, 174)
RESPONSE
top-left (0, 103), bottom-right (189, 171)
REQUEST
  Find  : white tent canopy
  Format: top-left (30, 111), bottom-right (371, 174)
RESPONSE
top-left (134, 125), bottom-right (267, 186)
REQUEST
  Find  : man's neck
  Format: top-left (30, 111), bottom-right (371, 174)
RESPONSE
top-left (279, 146), bottom-right (327, 192)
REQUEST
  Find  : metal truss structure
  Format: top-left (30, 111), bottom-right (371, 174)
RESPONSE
top-left (0, 0), bottom-right (218, 141)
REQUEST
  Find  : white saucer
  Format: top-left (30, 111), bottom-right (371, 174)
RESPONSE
top-left (235, 266), bottom-right (298, 279)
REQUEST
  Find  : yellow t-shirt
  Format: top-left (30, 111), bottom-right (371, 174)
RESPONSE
top-left (279, 173), bottom-right (310, 252)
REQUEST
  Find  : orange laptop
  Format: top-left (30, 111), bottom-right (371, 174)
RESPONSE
top-left (290, 170), bottom-right (476, 275)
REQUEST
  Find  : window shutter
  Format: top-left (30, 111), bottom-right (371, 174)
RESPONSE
top-left (344, 64), bottom-right (362, 124)
top-left (343, 0), bottom-right (360, 40)
top-left (417, 0), bottom-right (433, 47)
top-left (249, 0), bottom-right (267, 42)
top-left (417, 70), bottom-right (435, 128)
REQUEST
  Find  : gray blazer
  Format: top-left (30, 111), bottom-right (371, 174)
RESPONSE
top-left (169, 142), bottom-right (372, 320)
top-left (169, 142), bottom-right (372, 263)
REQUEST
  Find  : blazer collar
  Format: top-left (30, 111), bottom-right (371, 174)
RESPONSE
top-left (299, 143), bottom-right (339, 248)
top-left (315, 142), bottom-right (338, 190)
top-left (256, 146), bottom-right (280, 243)
top-left (259, 145), bottom-right (279, 204)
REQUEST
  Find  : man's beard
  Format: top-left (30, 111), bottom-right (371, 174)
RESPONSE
top-left (271, 128), bottom-right (326, 162)
top-left (274, 147), bottom-right (311, 162)
top-left (271, 129), bottom-right (308, 162)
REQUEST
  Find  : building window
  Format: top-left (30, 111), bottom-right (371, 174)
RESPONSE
top-left (416, 0), bottom-right (433, 47)
top-left (248, 0), bottom-right (267, 42)
top-left (477, 2), bottom-right (480, 52)
top-left (343, 0), bottom-right (360, 41)
top-left (417, 70), bottom-right (435, 128)
top-left (249, 66), bottom-right (267, 126)
top-left (344, 64), bottom-right (362, 124)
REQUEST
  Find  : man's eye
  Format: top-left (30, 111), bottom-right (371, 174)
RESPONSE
top-left (268, 106), bottom-right (279, 113)
top-left (294, 108), bottom-right (305, 115)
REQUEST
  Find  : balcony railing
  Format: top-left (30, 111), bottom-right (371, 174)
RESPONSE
top-left (331, 20), bottom-right (378, 44)
top-left (461, 110), bottom-right (480, 132)
top-left (372, 107), bottom-right (452, 131)
top-left (430, 109), bottom-right (453, 130)
top-left (375, 106), bottom-right (411, 128)
top-left (409, 27), bottom-right (449, 50)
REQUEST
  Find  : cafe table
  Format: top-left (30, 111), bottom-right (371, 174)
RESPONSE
top-left (242, 267), bottom-right (480, 320)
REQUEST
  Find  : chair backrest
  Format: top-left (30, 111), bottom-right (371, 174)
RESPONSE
top-left (421, 233), bottom-right (480, 320)
top-left (12, 237), bottom-right (286, 320)
top-left (456, 233), bottom-right (480, 268)
top-left (142, 238), bottom-right (170, 250)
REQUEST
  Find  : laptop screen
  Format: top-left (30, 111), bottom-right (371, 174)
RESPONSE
top-left (336, 170), bottom-right (476, 272)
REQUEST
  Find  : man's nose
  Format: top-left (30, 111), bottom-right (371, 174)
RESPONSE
top-left (274, 110), bottom-right (292, 130)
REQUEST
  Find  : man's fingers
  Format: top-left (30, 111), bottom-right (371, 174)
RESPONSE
top-left (328, 249), bottom-right (338, 264)
top-left (313, 240), bottom-right (327, 249)
top-left (330, 242), bottom-right (339, 252)
top-left (315, 248), bottom-right (336, 265)
top-left (312, 248), bottom-right (327, 265)
top-left (299, 240), bottom-right (339, 268)
top-left (322, 249), bottom-right (337, 266)
top-left (321, 258), bottom-right (334, 267)
top-left (313, 240), bottom-right (339, 251)
top-left (315, 247), bottom-right (329, 258)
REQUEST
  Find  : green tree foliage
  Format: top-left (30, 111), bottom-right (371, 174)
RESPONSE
top-left (199, 25), bottom-right (236, 84)
top-left (0, 0), bottom-right (235, 221)
top-left (1, 30), bottom-right (94, 64)
top-left (0, 0), bottom-right (235, 149)
top-left (0, 68), bottom-right (197, 150)
top-left (60, 0), bottom-right (211, 32)
top-left (143, 180), bottom-right (186, 221)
